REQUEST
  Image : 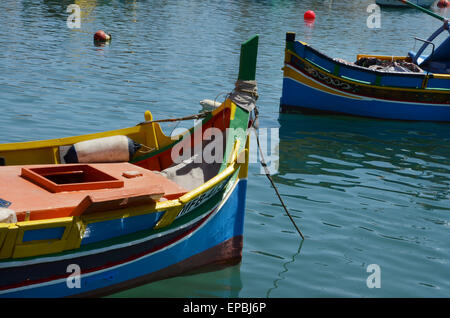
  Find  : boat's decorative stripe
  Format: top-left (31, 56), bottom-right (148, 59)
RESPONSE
top-left (176, 176), bottom-right (231, 220)
top-left (283, 64), bottom-right (363, 100)
top-left (292, 40), bottom-right (437, 88)
top-left (285, 53), bottom-right (450, 105)
top-left (284, 64), bottom-right (450, 107)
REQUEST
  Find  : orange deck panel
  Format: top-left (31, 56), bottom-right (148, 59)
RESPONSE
top-left (0, 163), bottom-right (188, 221)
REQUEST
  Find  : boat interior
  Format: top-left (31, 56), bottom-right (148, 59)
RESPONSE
top-left (0, 106), bottom-right (233, 223)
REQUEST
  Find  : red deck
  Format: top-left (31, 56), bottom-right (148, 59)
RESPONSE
top-left (0, 163), bottom-right (187, 221)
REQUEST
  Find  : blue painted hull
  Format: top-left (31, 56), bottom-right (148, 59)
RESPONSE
top-left (281, 77), bottom-right (450, 121)
top-left (0, 179), bottom-right (247, 298)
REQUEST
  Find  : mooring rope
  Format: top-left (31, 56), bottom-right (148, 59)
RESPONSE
top-left (137, 112), bottom-right (211, 125)
top-left (252, 107), bottom-right (305, 240)
top-left (137, 144), bottom-right (155, 154)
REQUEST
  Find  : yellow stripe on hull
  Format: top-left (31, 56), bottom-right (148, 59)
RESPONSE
top-left (283, 65), bottom-right (364, 100)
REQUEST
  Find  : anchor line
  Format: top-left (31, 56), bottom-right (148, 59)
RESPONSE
top-left (252, 107), bottom-right (305, 240)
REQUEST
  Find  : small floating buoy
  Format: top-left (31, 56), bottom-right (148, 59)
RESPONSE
top-left (94, 30), bottom-right (111, 42)
top-left (304, 10), bottom-right (316, 20)
top-left (437, 0), bottom-right (448, 8)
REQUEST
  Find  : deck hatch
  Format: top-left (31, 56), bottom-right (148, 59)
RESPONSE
top-left (21, 164), bottom-right (124, 193)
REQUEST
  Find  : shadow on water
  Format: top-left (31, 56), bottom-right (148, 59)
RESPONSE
top-left (108, 264), bottom-right (243, 298)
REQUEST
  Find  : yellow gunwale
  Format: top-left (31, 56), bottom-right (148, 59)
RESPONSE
top-left (432, 73), bottom-right (450, 79)
top-left (355, 54), bottom-right (410, 61)
top-left (283, 64), bottom-right (363, 100)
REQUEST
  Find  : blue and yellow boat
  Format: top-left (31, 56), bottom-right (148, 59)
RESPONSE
top-left (280, 20), bottom-right (450, 121)
top-left (0, 35), bottom-right (258, 298)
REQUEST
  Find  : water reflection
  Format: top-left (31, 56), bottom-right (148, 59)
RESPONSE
top-left (276, 113), bottom-right (450, 209)
top-left (304, 19), bottom-right (315, 28)
top-left (94, 39), bottom-right (110, 47)
top-left (109, 264), bottom-right (243, 298)
top-left (266, 240), bottom-right (304, 297)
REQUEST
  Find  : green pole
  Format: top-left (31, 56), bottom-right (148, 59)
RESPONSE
top-left (399, 0), bottom-right (446, 22)
top-left (285, 32), bottom-right (296, 52)
top-left (238, 35), bottom-right (259, 81)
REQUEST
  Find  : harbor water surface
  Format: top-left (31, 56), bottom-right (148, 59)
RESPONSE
top-left (0, 0), bottom-right (449, 297)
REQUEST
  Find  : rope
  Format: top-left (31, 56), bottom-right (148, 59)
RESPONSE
top-left (137, 112), bottom-right (211, 125)
top-left (235, 80), bottom-right (259, 100)
top-left (252, 107), bottom-right (305, 240)
top-left (138, 80), bottom-right (257, 126)
top-left (214, 92), bottom-right (231, 106)
top-left (137, 144), bottom-right (155, 154)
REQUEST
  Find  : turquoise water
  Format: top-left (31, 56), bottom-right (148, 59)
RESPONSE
top-left (1, 0), bottom-right (449, 297)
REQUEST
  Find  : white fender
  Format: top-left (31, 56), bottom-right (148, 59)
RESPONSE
top-left (64, 135), bottom-right (141, 163)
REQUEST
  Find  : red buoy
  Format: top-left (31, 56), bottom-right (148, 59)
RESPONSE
top-left (304, 10), bottom-right (316, 20)
top-left (94, 30), bottom-right (111, 42)
top-left (437, 0), bottom-right (448, 8)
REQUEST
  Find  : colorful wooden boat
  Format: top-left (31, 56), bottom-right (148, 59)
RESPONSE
top-left (280, 22), bottom-right (450, 121)
top-left (0, 35), bottom-right (259, 297)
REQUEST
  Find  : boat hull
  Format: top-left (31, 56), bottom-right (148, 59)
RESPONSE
top-left (280, 36), bottom-right (450, 121)
top-left (0, 178), bottom-right (247, 298)
top-left (281, 74), bottom-right (450, 121)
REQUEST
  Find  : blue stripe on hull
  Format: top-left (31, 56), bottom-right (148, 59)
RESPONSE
top-left (1, 179), bottom-right (247, 298)
top-left (81, 211), bottom-right (165, 245)
top-left (281, 78), bottom-right (450, 121)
